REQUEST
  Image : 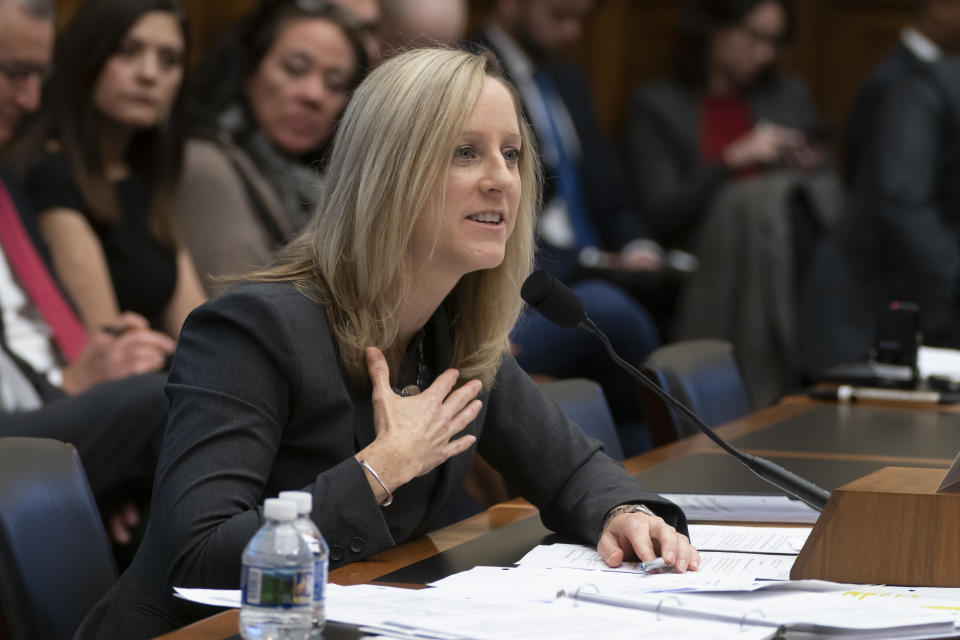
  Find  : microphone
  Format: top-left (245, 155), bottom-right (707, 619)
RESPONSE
top-left (521, 270), bottom-right (831, 511)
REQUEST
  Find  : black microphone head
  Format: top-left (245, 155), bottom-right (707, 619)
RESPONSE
top-left (520, 270), bottom-right (586, 328)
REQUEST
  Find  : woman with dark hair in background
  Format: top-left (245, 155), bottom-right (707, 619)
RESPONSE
top-left (179, 0), bottom-right (367, 293)
top-left (6, 0), bottom-right (205, 339)
top-left (625, 0), bottom-right (842, 407)
top-left (624, 0), bottom-right (825, 252)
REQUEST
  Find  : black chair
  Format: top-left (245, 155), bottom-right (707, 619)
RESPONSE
top-left (0, 437), bottom-right (116, 640)
top-left (433, 377), bottom-right (624, 530)
top-left (540, 378), bottom-right (624, 460)
top-left (641, 339), bottom-right (753, 444)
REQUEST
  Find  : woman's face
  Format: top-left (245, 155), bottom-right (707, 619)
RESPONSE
top-left (410, 78), bottom-right (523, 278)
top-left (93, 11), bottom-right (185, 130)
top-left (245, 17), bottom-right (355, 156)
top-left (710, 1), bottom-right (786, 88)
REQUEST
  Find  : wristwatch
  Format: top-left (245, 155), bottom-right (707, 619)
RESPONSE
top-left (599, 503), bottom-right (656, 541)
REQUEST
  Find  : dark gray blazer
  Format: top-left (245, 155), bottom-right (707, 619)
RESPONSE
top-left (843, 43), bottom-right (926, 185)
top-left (624, 75), bottom-right (822, 250)
top-left (799, 58), bottom-right (960, 374)
top-left (78, 281), bottom-right (685, 638)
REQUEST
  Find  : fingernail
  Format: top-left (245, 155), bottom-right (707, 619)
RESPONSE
top-left (678, 558), bottom-right (688, 572)
top-left (664, 551), bottom-right (676, 563)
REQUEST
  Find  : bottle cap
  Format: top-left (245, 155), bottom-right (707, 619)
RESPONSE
top-left (278, 490), bottom-right (312, 515)
top-left (263, 497), bottom-right (297, 521)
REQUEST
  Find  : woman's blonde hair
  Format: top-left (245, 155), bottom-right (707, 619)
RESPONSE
top-left (247, 47), bottom-right (540, 389)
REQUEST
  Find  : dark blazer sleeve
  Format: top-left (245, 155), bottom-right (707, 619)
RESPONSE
top-left (844, 50), bottom-right (910, 184)
top-left (151, 286), bottom-right (393, 591)
top-left (624, 81), bottom-right (732, 248)
top-left (479, 354), bottom-right (687, 542)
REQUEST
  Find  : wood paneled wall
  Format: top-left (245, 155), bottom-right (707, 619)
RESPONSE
top-left (54, 0), bottom-right (919, 141)
top-left (468, 0), bottom-right (919, 139)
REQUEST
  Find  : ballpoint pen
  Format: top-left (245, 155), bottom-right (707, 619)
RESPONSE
top-left (638, 557), bottom-right (674, 574)
top-left (809, 385), bottom-right (960, 404)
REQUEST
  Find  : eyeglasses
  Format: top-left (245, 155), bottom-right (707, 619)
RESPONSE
top-left (0, 59), bottom-right (51, 85)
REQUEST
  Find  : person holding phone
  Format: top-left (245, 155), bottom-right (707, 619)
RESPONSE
top-left (624, 0), bottom-right (827, 253)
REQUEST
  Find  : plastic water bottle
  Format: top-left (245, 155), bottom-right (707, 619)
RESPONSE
top-left (239, 498), bottom-right (314, 640)
top-left (278, 491), bottom-right (328, 636)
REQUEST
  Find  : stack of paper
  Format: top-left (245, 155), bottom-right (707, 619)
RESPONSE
top-left (660, 494), bottom-right (820, 523)
top-left (175, 524), bottom-right (960, 639)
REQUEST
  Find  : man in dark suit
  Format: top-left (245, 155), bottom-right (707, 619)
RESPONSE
top-left (801, 57), bottom-right (960, 375)
top-left (844, 0), bottom-right (960, 184)
top-left (0, 0), bottom-right (174, 548)
top-left (474, 0), bottom-right (663, 282)
top-left (471, 0), bottom-right (668, 454)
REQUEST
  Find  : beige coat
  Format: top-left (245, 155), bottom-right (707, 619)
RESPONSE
top-left (178, 138), bottom-right (295, 295)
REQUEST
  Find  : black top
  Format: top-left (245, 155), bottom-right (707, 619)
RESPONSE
top-left (24, 151), bottom-right (176, 327)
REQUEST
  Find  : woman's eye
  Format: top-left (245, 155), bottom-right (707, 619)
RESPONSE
top-left (158, 48), bottom-right (183, 71)
top-left (324, 71), bottom-right (349, 94)
top-left (282, 58), bottom-right (309, 77)
top-left (454, 146), bottom-right (475, 161)
top-left (117, 41), bottom-right (141, 58)
top-left (503, 148), bottom-right (522, 164)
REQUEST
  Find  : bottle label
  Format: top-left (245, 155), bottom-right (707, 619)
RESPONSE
top-left (241, 565), bottom-right (314, 608)
top-left (313, 559), bottom-right (327, 602)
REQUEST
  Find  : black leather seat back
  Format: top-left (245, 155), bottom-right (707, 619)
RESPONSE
top-left (642, 340), bottom-right (754, 442)
top-left (0, 437), bottom-right (116, 640)
top-left (540, 378), bottom-right (624, 460)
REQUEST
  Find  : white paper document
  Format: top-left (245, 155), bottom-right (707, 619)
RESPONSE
top-left (173, 587), bottom-right (240, 608)
top-left (326, 583), bottom-right (778, 640)
top-left (661, 493), bottom-right (821, 523)
top-left (834, 585), bottom-right (960, 623)
top-left (560, 588), bottom-right (957, 638)
top-left (688, 524), bottom-right (811, 554)
top-left (919, 345), bottom-right (960, 381)
top-left (172, 528), bottom-right (958, 640)
top-left (174, 564), bottom-right (960, 639)
top-left (518, 543), bottom-right (796, 580)
top-left (429, 564), bottom-right (764, 599)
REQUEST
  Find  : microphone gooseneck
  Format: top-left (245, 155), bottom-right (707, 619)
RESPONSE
top-left (521, 270), bottom-right (831, 511)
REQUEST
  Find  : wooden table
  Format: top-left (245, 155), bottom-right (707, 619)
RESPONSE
top-left (156, 396), bottom-right (960, 639)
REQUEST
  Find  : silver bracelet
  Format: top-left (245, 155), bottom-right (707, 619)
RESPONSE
top-left (358, 459), bottom-right (393, 507)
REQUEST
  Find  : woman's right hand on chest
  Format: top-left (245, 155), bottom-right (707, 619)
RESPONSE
top-left (356, 346), bottom-right (481, 495)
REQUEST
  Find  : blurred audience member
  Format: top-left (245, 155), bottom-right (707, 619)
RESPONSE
top-left (625, 0), bottom-right (842, 407)
top-left (180, 0), bottom-right (366, 293)
top-left (476, 0), bottom-right (664, 284)
top-left (625, 0), bottom-right (826, 252)
top-left (380, 0), bottom-right (467, 56)
top-left (474, 0), bottom-right (663, 454)
top-left (331, 0), bottom-right (382, 65)
top-left (801, 59), bottom-right (960, 375)
top-left (845, 0), bottom-right (960, 184)
top-left (6, 0), bottom-right (205, 340)
top-left (0, 0), bottom-right (52, 146)
top-left (0, 0), bottom-right (171, 551)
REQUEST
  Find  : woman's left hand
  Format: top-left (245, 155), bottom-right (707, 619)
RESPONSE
top-left (597, 509), bottom-right (700, 572)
